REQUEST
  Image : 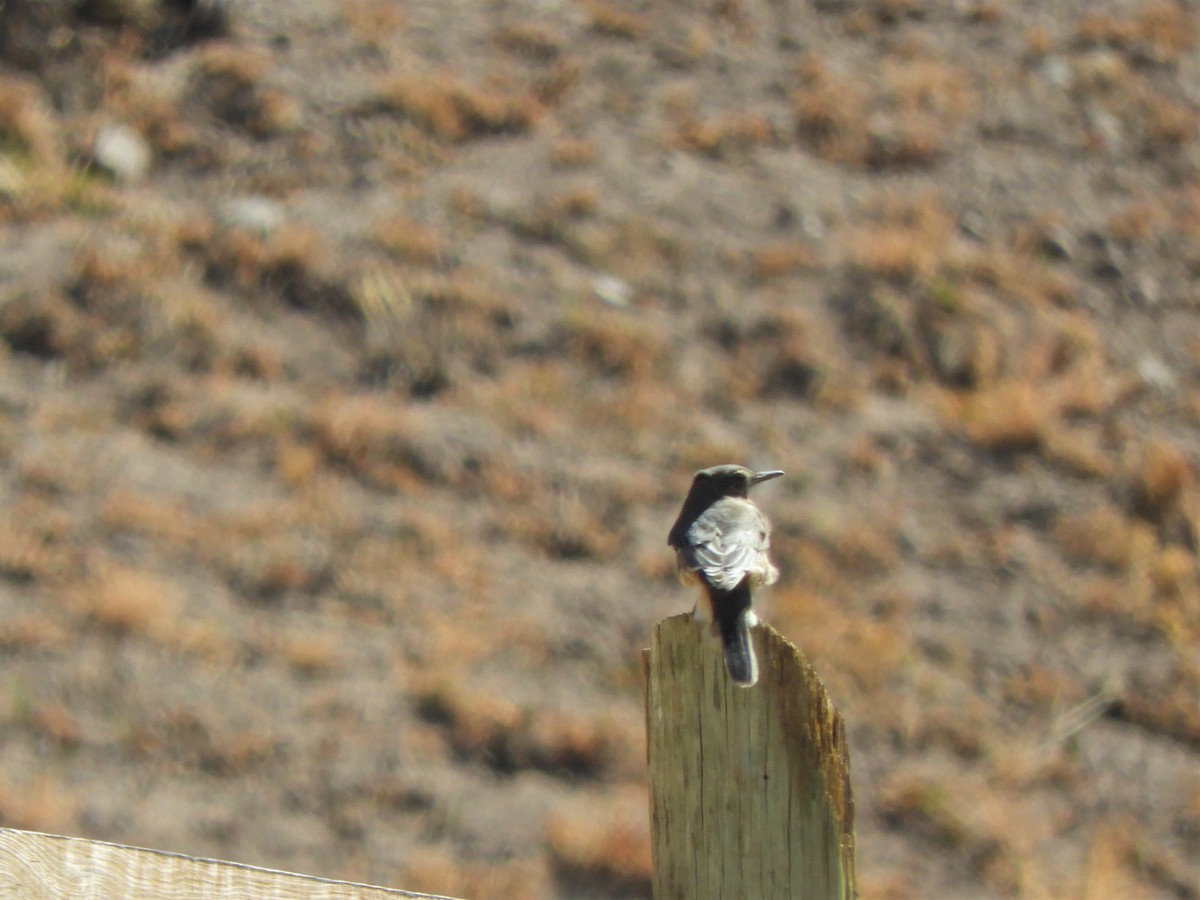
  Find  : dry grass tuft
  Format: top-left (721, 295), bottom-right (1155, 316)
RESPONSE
top-left (69, 561), bottom-right (183, 637)
top-left (1074, 819), bottom-right (1151, 899)
top-left (857, 872), bottom-right (915, 900)
top-left (0, 522), bottom-right (63, 582)
top-left (376, 73), bottom-right (542, 142)
top-left (0, 291), bottom-right (90, 364)
top-left (561, 309), bottom-right (666, 381)
top-left (1180, 778), bottom-right (1200, 845)
top-left (793, 52), bottom-right (974, 170)
top-left (274, 439), bottom-right (322, 488)
top-left (835, 191), bottom-right (1104, 431)
top-left (1148, 546), bottom-right (1200, 646)
top-left (29, 701), bottom-right (81, 748)
top-left (398, 849), bottom-right (549, 900)
top-left (704, 307), bottom-right (855, 405)
top-left (1077, 1), bottom-right (1197, 63)
top-left (545, 788), bottom-right (652, 895)
top-left (352, 267), bottom-right (517, 396)
top-left (953, 379), bottom-right (1053, 451)
top-left (846, 197), bottom-right (957, 283)
top-left (830, 518), bottom-right (901, 576)
top-left (1056, 505), bottom-right (1148, 571)
top-left (216, 528), bottom-right (332, 603)
top-left (877, 767), bottom-right (1067, 892)
top-left (189, 46), bottom-right (301, 136)
top-left (747, 240), bottom-right (820, 281)
top-left (1111, 684), bottom-right (1200, 747)
top-left (0, 774), bottom-right (78, 833)
top-left (1067, 512), bottom-right (1200, 647)
top-left (1001, 664), bottom-right (1086, 713)
top-left (309, 393), bottom-right (500, 490)
top-left (527, 709), bottom-right (644, 779)
top-left (1140, 93), bottom-right (1198, 150)
top-left (772, 582), bottom-right (912, 696)
top-left (1041, 426), bottom-right (1114, 479)
top-left (415, 683), bottom-right (630, 778)
top-left (672, 111), bottom-right (777, 159)
top-left (0, 74), bottom-right (62, 165)
top-left (792, 54), bottom-right (870, 164)
top-left (503, 484), bottom-right (627, 561)
top-left (507, 185), bottom-right (602, 243)
top-left (414, 682), bottom-right (519, 767)
top-left (273, 632), bottom-right (341, 675)
top-left (0, 614), bottom-right (69, 651)
top-left (124, 708), bottom-right (276, 775)
top-left (583, 1), bottom-right (647, 40)
top-left (72, 230), bottom-right (176, 297)
top-left (494, 23), bottom-right (564, 62)
top-left (372, 216), bottom-right (445, 265)
top-left (1129, 438), bottom-right (1193, 522)
top-left (878, 770), bottom-right (1009, 852)
top-left (201, 223), bottom-right (356, 318)
top-left (341, 0), bottom-right (406, 47)
top-left (551, 137), bottom-right (598, 167)
top-left (101, 489), bottom-right (198, 547)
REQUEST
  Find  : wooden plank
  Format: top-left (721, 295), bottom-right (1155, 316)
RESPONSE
top-left (0, 828), bottom-right (461, 899)
top-left (644, 614), bottom-right (856, 899)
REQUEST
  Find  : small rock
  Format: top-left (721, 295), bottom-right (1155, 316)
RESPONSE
top-left (958, 209), bottom-right (987, 242)
top-left (800, 208), bottom-right (827, 241)
top-left (1083, 104), bottom-right (1123, 153)
top-left (1039, 57), bottom-right (1072, 89)
top-left (219, 196), bottom-right (287, 235)
top-left (592, 274), bottom-right (633, 307)
top-left (928, 319), bottom-right (978, 388)
top-left (1137, 355), bottom-right (1176, 392)
top-left (78, 0), bottom-right (159, 29)
top-left (1125, 272), bottom-right (1160, 307)
top-left (92, 125), bottom-right (151, 182)
top-left (1076, 50), bottom-right (1128, 88)
top-left (1037, 225), bottom-right (1074, 261)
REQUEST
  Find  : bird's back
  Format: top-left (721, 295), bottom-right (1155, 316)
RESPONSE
top-left (674, 496), bottom-right (777, 592)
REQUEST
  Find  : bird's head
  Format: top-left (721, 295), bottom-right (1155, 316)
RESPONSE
top-left (690, 464), bottom-right (784, 500)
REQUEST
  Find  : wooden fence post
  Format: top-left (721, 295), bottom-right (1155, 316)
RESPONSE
top-left (644, 614), bottom-right (856, 899)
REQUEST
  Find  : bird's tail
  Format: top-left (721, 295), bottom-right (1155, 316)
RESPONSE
top-left (714, 585), bottom-right (758, 687)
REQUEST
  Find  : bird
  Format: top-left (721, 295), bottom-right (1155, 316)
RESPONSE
top-left (668, 464), bottom-right (783, 687)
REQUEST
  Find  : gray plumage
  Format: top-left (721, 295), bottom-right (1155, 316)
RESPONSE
top-left (668, 464), bottom-right (782, 687)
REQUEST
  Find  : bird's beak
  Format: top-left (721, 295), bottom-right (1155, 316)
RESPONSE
top-left (751, 469), bottom-right (784, 485)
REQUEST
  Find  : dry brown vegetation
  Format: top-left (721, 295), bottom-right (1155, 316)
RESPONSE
top-left (1, 0), bottom-right (1199, 897)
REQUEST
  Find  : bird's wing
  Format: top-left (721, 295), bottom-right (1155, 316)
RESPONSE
top-left (680, 501), bottom-right (768, 593)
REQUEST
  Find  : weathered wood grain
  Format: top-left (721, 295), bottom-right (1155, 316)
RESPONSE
top-left (0, 828), bottom-right (459, 899)
top-left (645, 614), bottom-right (856, 899)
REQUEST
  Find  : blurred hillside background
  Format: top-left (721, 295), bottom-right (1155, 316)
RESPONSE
top-left (1, 0), bottom-right (1199, 896)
